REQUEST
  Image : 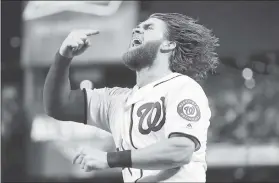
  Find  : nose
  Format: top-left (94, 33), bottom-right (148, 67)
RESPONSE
top-left (132, 28), bottom-right (143, 35)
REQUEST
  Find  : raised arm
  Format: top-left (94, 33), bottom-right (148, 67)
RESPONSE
top-left (43, 30), bottom-right (99, 123)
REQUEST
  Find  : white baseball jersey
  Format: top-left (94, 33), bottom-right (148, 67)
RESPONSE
top-left (84, 72), bottom-right (211, 182)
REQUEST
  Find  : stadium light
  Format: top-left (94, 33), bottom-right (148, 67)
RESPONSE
top-left (80, 80), bottom-right (93, 90)
top-left (242, 68), bottom-right (253, 80)
top-left (244, 78), bottom-right (256, 89)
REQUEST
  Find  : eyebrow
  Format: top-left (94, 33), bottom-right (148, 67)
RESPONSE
top-left (136, 22), bottom-right (153, 29)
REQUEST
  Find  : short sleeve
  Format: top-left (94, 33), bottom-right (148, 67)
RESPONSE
top-left (165, 82), bottom-right (211, 151)
top-left (83, 88), bottom-right (111, 132)
top-left (83, 87), bottom-right (131, 133)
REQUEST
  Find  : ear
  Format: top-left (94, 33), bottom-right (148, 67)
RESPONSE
top-left (160, 41), bottom-right (176, 53)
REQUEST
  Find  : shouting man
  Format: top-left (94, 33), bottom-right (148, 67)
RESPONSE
top-left (43, 13), bottom-right (219, 182)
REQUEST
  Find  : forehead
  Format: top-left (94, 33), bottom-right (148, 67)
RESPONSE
top-left (137, 17), bottom-right (167, 30)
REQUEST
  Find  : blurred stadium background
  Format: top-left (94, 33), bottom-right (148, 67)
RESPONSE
top-left (2, 1), bottom-right (279, 182)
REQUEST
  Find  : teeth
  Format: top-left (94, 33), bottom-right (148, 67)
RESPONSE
top-left (131, 37), bottom-right (143, 47)
top-left (132, 37), bottom-right (142, 44)
top-left (134, 39), bottom-right (141, 44)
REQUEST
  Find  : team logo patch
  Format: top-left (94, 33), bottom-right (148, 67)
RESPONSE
top-left (177, 99), bottom-right (201, 121)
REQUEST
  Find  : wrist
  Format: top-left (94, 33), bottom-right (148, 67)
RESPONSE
top-left (55, 50), bottom-right (73, 65)
top-left (107, 150), bottom-right (132, 168)
top-left (59, 47), bottom-right (74, 59)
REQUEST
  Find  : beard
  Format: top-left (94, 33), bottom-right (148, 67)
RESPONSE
top-left (122, 40), bottom-right (162, 71)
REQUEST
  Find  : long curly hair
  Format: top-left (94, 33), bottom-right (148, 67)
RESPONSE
top-left (150, 13), bottom-right (220, 81)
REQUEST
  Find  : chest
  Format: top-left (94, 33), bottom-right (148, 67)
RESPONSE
top-left (110, 90), bottom-right (170, 150)
top-left (132, 96), bottom-right (166, 135)
top-left (109, 90), bottom-right (168, 150)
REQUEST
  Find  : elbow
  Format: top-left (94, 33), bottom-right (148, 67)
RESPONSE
top-left (172, 151), bottom-right (192, 166)
top-left (179, 155), bottom-right (192, 165)
top-left (43, 97), bottom-right (65, 121)
top-left (44, 105), bottom-right (66, 121)
top-left (44, 107), bottom-right (59, 120)
top-left (170, 139), bottom-right (195, 166)
top-left (43, 100), bottom-right (55, 118)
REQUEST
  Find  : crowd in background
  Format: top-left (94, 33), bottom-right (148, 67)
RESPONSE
top-left (206, 63), bottom-right (279, 144)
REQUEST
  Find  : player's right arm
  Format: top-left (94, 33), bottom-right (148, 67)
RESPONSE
top-left (43, 30), bottom-right (99, 124)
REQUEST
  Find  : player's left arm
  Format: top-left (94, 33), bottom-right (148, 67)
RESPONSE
top-left (130, 136), bottom-right (195, 170)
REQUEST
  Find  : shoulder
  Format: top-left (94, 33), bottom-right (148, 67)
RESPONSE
top-left (166, 75), bottom-right (211, 118)
top-left (167, 75), bottom-right (209, 103)
top-left (85, 87), bottom-right (132, 101)
top-left (171, 75), bottom-right (205, 93)
top-left (92, 87), bottom-right (132, 97)
top-left (106, 87), bottom-right (132, 96)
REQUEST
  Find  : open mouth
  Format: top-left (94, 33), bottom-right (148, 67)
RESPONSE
top-left (131, 38), bottom-right (143, 47)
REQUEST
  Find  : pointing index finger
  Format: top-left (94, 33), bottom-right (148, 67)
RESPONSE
top-left (83, 29), bottom-right (100, 36)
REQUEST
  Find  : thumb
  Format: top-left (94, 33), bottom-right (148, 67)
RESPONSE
top-left (85, 39), bottom-right (91, 46)
top-left (74, 43), bottom-right (91, 55)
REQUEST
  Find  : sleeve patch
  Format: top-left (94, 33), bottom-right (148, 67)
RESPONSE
top-left (177, 99), bottom-right (201, 122)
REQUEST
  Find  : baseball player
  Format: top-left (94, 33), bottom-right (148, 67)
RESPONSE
top-left (43, 13), bottom-right (219, 182)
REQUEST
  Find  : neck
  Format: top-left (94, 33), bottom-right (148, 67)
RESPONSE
top-left (136, 59), bottom-right (172, 88)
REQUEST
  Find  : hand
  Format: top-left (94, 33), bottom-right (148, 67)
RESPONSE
top-left (59, 29), bottom-right (99, 58)
top-left (72, 147), bottom-right (109, 172)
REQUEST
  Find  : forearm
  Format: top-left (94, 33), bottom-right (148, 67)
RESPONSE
top-left (74, 138), bottom-right (194, 173)
top-left (43, 52), bottom-right (72, 117)
top-left (131, 137), bottom-right (194, 170)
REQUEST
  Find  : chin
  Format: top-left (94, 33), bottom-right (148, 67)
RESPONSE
top-left (128, 44), bottom-right (143, 51)
top-left (122, 40), bottom-right (161, 71)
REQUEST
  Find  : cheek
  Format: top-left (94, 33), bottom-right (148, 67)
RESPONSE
top-left (145, 32), bottom-right (164, 41)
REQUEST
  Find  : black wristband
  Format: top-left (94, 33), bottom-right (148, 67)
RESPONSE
top-left (107, 150), bottom-right (132, 168)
